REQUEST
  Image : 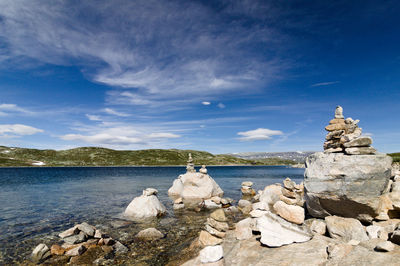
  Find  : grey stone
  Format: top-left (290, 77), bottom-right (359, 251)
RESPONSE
top-left (325, 216), bottom-right (368, 242)
top-left (207, 218), bottom-right (229, 232)
top-left (256, 211), bottom-right (312, 247)
top-left (113, 241), bottom-right (129, 254)
top-left (58, 226), bottom-right (79, 239)
top-left (304, 152), bottom-right (392, 221)
top-left (63, 231), bottom-right (86, 244)
top-left (206, 224), bottom-right (226, 238)
top-left (77, 222), bottom-right (95, 237)
top-left (335, 106), bottom-right (344, 119)
top-left (345, 146), bottom-right (376, 155)
top-left (310, 219), bottom-right (327, 235)
top-left (343, 136), bottom-right (372, 148)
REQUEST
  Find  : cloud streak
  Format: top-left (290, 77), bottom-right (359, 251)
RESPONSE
top-left (237, 128), bottom-right (283, 141)
top-left (0, 0), bottom-right (287, 107)
top-left (311, 81), bottom-right (340, 87)
top-left (0, 124), bottom-right (43, 137)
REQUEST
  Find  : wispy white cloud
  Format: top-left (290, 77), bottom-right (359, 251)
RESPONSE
top-left (86, 114), bottom-right (102, 121)
top-left (237, 128), bottom-right (283, 141)
top-left (217, 103), bottom-right (226, 109)
top-left (0, 1), bottom-right (287, 107)
top-left (0, 103), bottom-right (32, 116)
top-left (0, 124), bottom-right (43, 137)
top-left (202, 101), bottom-right (211, 106)
top-left (311, 81), bottom-right (340, 87)
top-left (103, 108), bottom-right (129, 117)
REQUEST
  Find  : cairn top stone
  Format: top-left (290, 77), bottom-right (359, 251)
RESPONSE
top-left (335, 105), bottom-right (344, 119)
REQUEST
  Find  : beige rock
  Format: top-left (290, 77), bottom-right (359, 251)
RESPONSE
top-left (324, 147), bottom-right (343, 153)
top-left (249, 209), bottom-right (268, 218)
top-left (211, 196), bottom-right (221, 204)
top-left (206, 224), bottom-right (226, 238)
top-left (210, 209), bottom-right (227, 222)
top-left (310, 219), bottom-right (327, 235)
top-left (135, 228), bottom-right (164, 240)
top-left (273, 201), bottom-right (305, 225)
top-left (65, 245), bottom-right (86, 256)
top-left (375, 241), bottom-right (395, 252)
top-left (235, 218), bottom-right (255, 240)
top-left (207, 218), bottom-right (229, 232)
top-left (345, 146), bottom-right (376, 155)
top-left (343, 136), bottom-right (372, 148)
top-left (335, 106), bottom-right (344, 119)
top-left (279, 194), bottom-right (299, 205)
top-left (325, 123), bottom-right (347, 132)
top-left (366, 225), bottom-right (388, 240)
top-left (242, 181), bottom-right (253, 187)
top-left (50, 244), bottom-right (65, 255)
top-left (31, 244), bottom-right (51, 263)
top-left (199, 230), bottom-right (223, 246)
top-left (174, 197), bottom-right (183, 204)
top-left (327, 243), bottom-right (353, 259)
top-left (58, 226), bottom-right (79, 239)
top-left (330, 118), bottom-right (345, 124)
top-left (259, 184), bottom-right (282, 208)
top-left (325, 216), bottom-right (368, 242)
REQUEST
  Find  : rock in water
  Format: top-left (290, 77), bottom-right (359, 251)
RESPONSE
top-left (124, 188), bottom-right (166, 219)
top-left (168, 155), bottom-right (223, 203)
top-left (304, 152), bottom-right (392, 222)
top-left (31, 244), bottom-right (51, 263)
top-left (325, 216), bottom-right (368, 242)
top-left (256, 211), bottom-right (312, 247)
top-left (135, 228), bottom-right (164, 240)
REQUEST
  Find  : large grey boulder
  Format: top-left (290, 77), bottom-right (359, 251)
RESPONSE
top-left (255, 211), bottom-right (312, 247)
top-left (304, 152), bottom-right (392, 222)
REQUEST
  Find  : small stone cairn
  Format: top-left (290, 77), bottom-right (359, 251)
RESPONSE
top-left (189, 209), bottom-right (228, 265)
top-left (324, 106), bottom-right (376, 155)
top-left (241, 181), bottom-right (256, 197)
top-left (31, 222), bottom-right (127, 264)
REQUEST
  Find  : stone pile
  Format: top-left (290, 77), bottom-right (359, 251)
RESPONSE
top-left (31, 222), bottom-right (128, 264)
top-left (183, 209), bottom-right (227, 265)
top-left (324, 105), bottom-right (376, 155)
top-left (241, 181), bottom-right (256, 198)
top-left (168, 154), bottom-right (224, 208)
top-left (124, 188), bottom-right (166, 219)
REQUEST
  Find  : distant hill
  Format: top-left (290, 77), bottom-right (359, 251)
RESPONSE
top-left (389, 153), bottom-right (400, 163)
top-left (228, 151), bottom-right (316, 163)
top-left (0, 146), bottom-right (298, 167)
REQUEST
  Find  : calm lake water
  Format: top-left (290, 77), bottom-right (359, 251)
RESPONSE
top-left (0, 166), bottom-right (304, 264)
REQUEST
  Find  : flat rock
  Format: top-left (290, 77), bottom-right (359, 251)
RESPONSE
top-left (256, 211), bottom-right (312, 247)
top-left (304, 152), bottom-right (392, 221)
top-left (207, 218), bottom-right (229, 232)
top-left (343, 136), bottom-right (372, 148)
top-left (241, 181), bottom-right (253, 187)
top-left (63, 231), bottom-right (86, 244)
top-left (325, 216), bottom-right (368, 242)
top-left (77, 222), bottom-right (95, 237)
top-left (135, 228), bottom-right (164, 240)
top-left (204, 199), bottom-right (222, 209)
top-left (345, 146), bottom-right (376, 155)
top-left (206, 224), bottom-right (226, 238)
top-left (58, 226), bottom-right (79, 239)
top-left (50, 244), bottom-right (65, 255)
top-left (375, 241), bottom-right (395, 252)
top-left (273, 201), bottom-right (305, 224)
top-left (173, 203), bottom-right (185, 210)
top-left (325, 123), bottom-right (347, 131)
top-left (65, 244), bottom-right (86, 256)
top-left (210, 209), bottom-right (227, 222)
top-left (199, 230), bottom-right (223, 246)
top-left (199, 245), bottom-right (224, 263)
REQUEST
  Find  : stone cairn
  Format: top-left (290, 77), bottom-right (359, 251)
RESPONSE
top-left (324, 105), bottom-right (376, 155)
top-left (241, 181), bottom-right (256, 197)
top-left (31, 222), bottom-right (127, 264)
top-left (186, 153), bottom-right (195, 173)
top-left (195, 209), bottom-right (228, 264)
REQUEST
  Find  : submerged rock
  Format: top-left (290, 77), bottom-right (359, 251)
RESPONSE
top-left (31, 243), bottom-right (51, 263)
top-left (135, 228), bottom-right (165, 240)
top-left (124, 188), bottom-right (166, 219)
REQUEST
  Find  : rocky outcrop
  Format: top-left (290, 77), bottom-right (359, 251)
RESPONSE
top-left (304, 152), bottom-right (392, 221)
top-left (168, 154), bottom-right (223, 205)
top-left (124, 188), bottom-right (166, 219)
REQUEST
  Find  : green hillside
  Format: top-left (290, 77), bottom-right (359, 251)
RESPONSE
top-left (0, 146), bottom-right (296, 167)
top-left (389, 153), bottom-right (400, 163)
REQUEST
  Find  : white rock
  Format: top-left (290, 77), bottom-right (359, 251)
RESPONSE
top-left (252, 201), bottom-right (270, 211)
top-left (168, 172), bottom-right (224, 200)
top-left (204, 199), bottom-right (222, 209)
top-left (256, 211), bottom-right (312, 247)
top-left (238, 199), bottom-right (252, 208)
top-left (143, 188), bottom-right (158, 196)
top-left (199, 245), bottom-right (224, 263)
top-left (242, 181), bottom-right (253, 187)
top-left (375, 241), bottom-right (395, 252)
top-left (366, 225), bottom-right (385, 239)
top-left (59, 226), bottom-right (79, 239)
top-left (124, 189), bottom-right (166, 219)
top-left (249, 209), bottom-right (268, 218)
top-left (259, 184), bottom-right (282, 208)
top-left (235, 218), bottom-right (255, 240)
top-left (173, 203), bottom-right (185, 210)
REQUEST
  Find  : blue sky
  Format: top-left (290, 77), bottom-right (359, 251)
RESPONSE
top-left (0, 0), bottom-right (399, 153)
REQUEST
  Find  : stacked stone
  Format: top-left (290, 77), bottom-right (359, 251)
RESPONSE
top-left (196, 209), bottom-right (227, 264)
top-left (280, 177), bottom-right (304, 208)
top-left (186, 153), bottom-right (196, 173)
top-left (31, 222), bottom-right (128, 263)
top-left (241, 181), bottom-right (256, 197)
top-left (324, 106), bottom-right (376, 155)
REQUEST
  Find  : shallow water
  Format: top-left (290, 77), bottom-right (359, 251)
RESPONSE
top-left (0, 166), bottom-right (304, 264)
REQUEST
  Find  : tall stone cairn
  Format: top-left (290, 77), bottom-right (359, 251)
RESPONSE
top-left (186, 153), bottom-right (196, 173)
top-left (324, 106), bottom-right (376, 155)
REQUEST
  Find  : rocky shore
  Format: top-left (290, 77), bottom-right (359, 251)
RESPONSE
top-left (23, 107), bottom-right (399, 265)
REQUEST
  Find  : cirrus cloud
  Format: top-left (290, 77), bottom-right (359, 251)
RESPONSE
top-left (0, 124), bottom-right (43, 137)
